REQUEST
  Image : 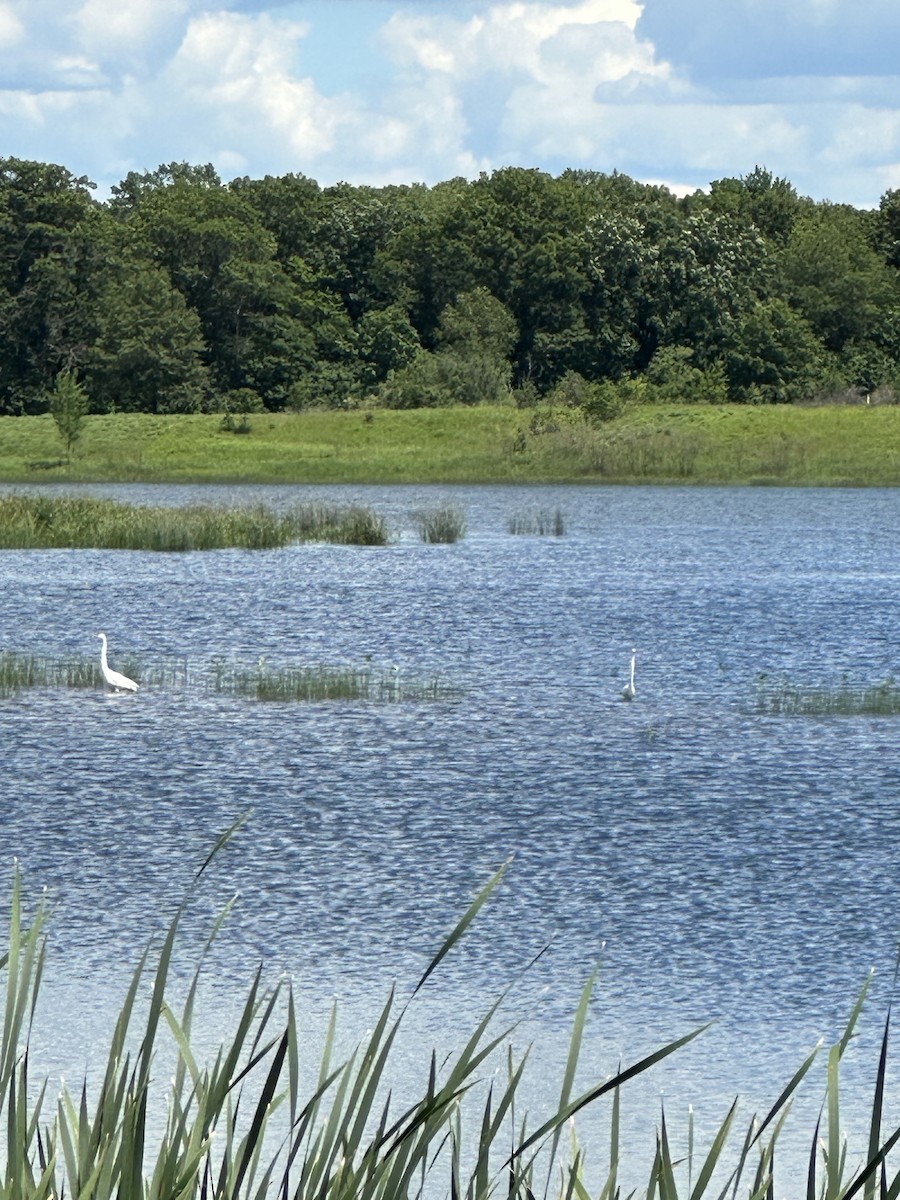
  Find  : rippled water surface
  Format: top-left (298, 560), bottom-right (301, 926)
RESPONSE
top-left (3, 482), bottom-right (900, 1191)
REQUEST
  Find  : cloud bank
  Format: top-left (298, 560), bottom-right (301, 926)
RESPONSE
top-left (0, 0), bottom-right (896, 206)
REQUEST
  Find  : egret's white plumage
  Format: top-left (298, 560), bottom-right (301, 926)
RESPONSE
top-left (621, 648), bottom-right (636, 701)
top-left (97, 632), bottom-right (139, 692)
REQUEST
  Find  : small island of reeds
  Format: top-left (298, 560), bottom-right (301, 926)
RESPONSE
top-left (756, 676), bottom-right (900, 716)
top-left (0, 493), bottom-right (388, 550)
top-left (0, 651), bottom-right (458, 703)
top-left (506, 506), bottom-right (566, 536)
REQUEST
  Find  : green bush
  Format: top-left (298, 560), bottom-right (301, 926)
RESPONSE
top-left (580, 378), bottom-right (633, 422)
top-left (645, 346), bottom-right (729, 404)
top-left (47, 369), bottom-right (90, 460)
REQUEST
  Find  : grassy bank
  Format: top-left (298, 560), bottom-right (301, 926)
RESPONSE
top-left (4, 404), bottom-right (900, 485)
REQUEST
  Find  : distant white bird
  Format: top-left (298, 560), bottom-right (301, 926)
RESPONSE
top-left (97, 632), bottom-right (139, 693)
top-left (621, 648), bottom-right (636, 701)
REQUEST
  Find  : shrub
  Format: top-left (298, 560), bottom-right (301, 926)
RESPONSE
top-left (47, 368), bottom-right (90, 460)
top-left (580, 379), bottom-right (632, 422)
top-left (645, 346), bottom-right (729, 404)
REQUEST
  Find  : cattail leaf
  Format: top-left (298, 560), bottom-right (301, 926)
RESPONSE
top-left (412, 858), bottom-right (511, 997)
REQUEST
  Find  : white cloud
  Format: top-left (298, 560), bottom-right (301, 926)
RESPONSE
top-left (0, 4), bottom-right (23, 48)
top-left (353, 73), bottom-right (490, 180)
top-left (587, 102), bottom-right (809, 173)
top-left (144, 8), bottom-right (492, 186)
top-left (50, 55), bottom-right (106, 87)
top-left (819, 104), bottom-right (900, 172)
top-left (0, 0), bottom-right (896, 206)
top-left (384, 0), bottom-right (653, 81)
top-left (642, 177), bottom-right (700, 198)
top-left (377, 0), bottom-right (675, 179)
top-left (159, 12), bottom-right (349, 160)
top-left (73, 0), bottom-right (189, 53)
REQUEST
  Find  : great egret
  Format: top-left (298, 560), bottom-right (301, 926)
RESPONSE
top-left (621, 648), bottom-right (636, 701)
top-left (97, 632), bottom-right (139, 693)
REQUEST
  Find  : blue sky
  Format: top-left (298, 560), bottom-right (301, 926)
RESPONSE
top-left (1, 0), bottom-right (898, 207)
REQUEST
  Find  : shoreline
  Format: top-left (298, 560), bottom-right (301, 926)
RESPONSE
top-left (1, 404), bottom-right (899, 487)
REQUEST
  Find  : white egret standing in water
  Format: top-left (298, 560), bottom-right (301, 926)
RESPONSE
top-left (97, 632), bottom-right (139, 692)
top-left (621, 648), bottom-right (636, 701)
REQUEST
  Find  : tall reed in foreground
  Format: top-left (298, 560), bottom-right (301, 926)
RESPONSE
top-left (0, 850), bottom-right (711, 1200)
top-left (4, 830), bottom-right (900, 1198)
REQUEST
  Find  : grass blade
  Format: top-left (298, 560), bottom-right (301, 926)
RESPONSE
top-left (412, 858), bottom-right (511, 999)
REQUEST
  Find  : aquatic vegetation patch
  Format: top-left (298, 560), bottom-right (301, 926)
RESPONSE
top-left (756, 675), bottom-right (900, 716)
top-left (414, 504), bottom-right (467, 543)
top-left (0, 652), bottom-right (105, 697)
top-left (0, 650), bottom-right (457, 703)
top-left (211, 660), bottom-right (458, 703)
top-left (0, 493), bottom-right (389, 549)
top-left (287, 501), bottom-right (389, 545)
top-left (506, 507), bottom-right (567, 535)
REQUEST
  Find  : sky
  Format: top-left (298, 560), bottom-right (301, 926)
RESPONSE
top-left (2, 0), bottom-right (899, 208)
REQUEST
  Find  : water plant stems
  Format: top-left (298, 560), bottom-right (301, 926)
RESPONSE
top-left (413, 505), bottom-right (467, 543)
top-left (3, 851), bottom-right (900, 1198)
top-left (0, 652), bottom-right (456, 702)
top-left (0, 494), bottom-right (388, 550)
top-left (756, 677), bottom-right (900, 716)
top-left (506, 507), bottom-right (566, 535)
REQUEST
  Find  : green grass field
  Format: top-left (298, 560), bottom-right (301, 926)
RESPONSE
top-left (3, 403), bottom-right (900, 485)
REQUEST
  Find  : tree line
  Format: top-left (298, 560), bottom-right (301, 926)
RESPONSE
top-left (3, 156), bottom-right (900, 418)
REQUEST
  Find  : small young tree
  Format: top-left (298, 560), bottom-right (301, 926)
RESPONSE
top-left (49, 369), bottom-right (90, 461)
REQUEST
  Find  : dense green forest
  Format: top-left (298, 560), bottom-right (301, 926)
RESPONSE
top-left (3, 157), bottom-right (900, 418)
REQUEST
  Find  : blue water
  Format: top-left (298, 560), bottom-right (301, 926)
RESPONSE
top-left (2, 483), bottom-right (900, 1194)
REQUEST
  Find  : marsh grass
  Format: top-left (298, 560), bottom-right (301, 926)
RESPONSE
top-left (0, 653), bottom-right (190, 697)
top-left (212, 661), bottom-right (457, 703)
top-left (0, 652), bottom-right (104, 697)
top-left (3, 845), bottom-right (900, 1200)
top-left (756, 675), bottom-right (900, 716)
top-left (0, 494), bottom-right (389, 550)
top-left (289, 502), bottom-right (389, 546)
top-left (414, 505), bottom-right (467, 543)
top-left (506, 507), bottom-right (567, 536)
top-left (0, 651), bottom-right (455, 703)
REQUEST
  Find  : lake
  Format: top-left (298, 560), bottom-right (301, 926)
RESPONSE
top-left (2, 482), bottom-right (900, 1194)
